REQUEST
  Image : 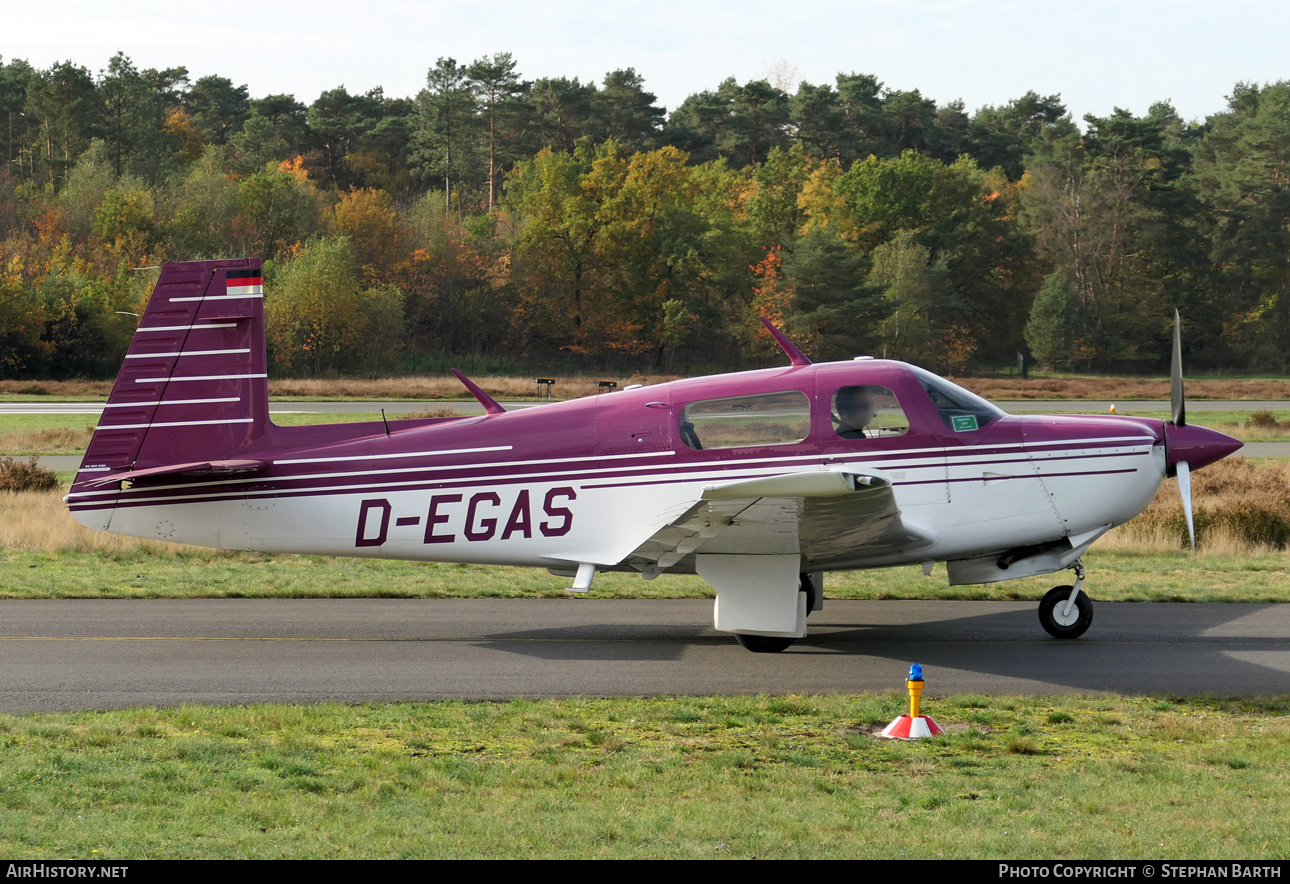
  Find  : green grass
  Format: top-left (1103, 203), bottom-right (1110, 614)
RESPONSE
top-left (0, 694), bottom-right (1287, 858)
top-left (0, 414), bottom-right (99, 455)
top-left (2, 548), bottom-right (1289, 601)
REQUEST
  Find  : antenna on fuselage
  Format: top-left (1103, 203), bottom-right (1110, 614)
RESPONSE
top-left (759, 317), bottom-right (812, 367)
top-left (450, 369), bottom-right (507, 415)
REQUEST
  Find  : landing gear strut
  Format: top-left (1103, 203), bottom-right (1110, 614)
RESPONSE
top-left (734, 573), bottom-right (816, 653)
top-left (1038, 559), bottom-right (1093, 639)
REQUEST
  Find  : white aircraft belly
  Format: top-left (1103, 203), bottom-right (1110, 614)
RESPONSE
top-left (206, 480), bottom-right (697, 567)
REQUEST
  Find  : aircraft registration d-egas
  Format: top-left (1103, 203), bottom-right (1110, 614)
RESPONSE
top-left (67, 259), bottom-right (1242, 652)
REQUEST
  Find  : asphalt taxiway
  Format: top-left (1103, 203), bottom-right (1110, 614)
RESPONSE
top-left (1, 599), bottom-right (1287, 712)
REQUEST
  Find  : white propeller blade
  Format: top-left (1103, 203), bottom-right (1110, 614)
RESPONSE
top-left (1171, 309), bottom-right (1186, 428)
top-left (1170, 309), bottom-right (1195, 550)
top-left (1177, 459), bottom-right (1195, 551)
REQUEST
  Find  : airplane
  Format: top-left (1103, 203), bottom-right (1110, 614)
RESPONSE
top-left (66, 258), bottom-right (1244, 652)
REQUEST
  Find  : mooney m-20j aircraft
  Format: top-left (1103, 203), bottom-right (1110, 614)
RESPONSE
top-left (68, 259), bottom-right (1243, 652)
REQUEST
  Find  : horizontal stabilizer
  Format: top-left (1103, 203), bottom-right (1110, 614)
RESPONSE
top-left (80, 458), bottom-right (267, 488)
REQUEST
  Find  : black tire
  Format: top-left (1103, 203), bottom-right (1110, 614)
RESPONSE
top-left (800, 573), bottom-right (817, 617)
top-left (1038, 585), bottom-right (1093, 639)
top-left (735, 634), bottom-right (796, 653)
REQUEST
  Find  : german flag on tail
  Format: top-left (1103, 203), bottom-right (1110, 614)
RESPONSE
top-left (226, 268), bottom-right (264, 296)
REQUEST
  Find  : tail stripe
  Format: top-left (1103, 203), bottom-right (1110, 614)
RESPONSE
top-left (135, 373), bottom-right (268, 383)
top-left (125, 348), bottom-right (250, 359)
top-left (170, 294), bottom-right (264, 302)
top-left (103, 398), bottom-right (240, 409)
top-left (137, 323), bottom-right (239, 333)
top-left (103, 418), bottom-right (255, 430)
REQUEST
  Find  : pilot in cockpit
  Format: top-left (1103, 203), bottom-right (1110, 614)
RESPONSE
top-left (834, 386), bottom-right (877, 439)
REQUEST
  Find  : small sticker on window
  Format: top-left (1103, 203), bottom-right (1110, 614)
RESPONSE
top-left (951, 414), bottom-right (979, 432)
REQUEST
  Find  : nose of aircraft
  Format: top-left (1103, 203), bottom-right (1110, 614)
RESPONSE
top-left (1164, 423), bottom-right (1243, 475)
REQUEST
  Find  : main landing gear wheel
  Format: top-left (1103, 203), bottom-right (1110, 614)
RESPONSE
top-left (1038, 585), bottom-right (1093, 639)
top-left (733, 578), bottom-right (815, 652)
top-left (735, 634), bottom-right (796, 653)
top-left (800, 572), bottom-right (817, 617)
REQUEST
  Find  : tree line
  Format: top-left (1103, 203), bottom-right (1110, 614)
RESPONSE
top-left (1, 51), bottom-right (1287, 379)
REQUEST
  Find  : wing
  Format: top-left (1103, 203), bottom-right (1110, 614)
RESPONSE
top-left (619, 467), bottom-right (935, 577)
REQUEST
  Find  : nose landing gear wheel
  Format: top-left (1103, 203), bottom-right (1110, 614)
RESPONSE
top-left (1038, 585), bottom-right (1093, 639)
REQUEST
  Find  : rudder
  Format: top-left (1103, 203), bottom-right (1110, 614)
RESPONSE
top-left (73, 259), bottom-right (270, 496)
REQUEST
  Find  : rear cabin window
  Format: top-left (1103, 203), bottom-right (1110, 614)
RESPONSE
top-left (831, 385), bottom-right (909, 439)
top-left (680, 391), bottom-right (811, 450)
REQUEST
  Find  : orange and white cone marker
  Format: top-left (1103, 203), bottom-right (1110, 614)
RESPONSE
top-left (881, 663), bottom-right (945, 739)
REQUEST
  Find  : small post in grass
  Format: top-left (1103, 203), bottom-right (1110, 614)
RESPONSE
top-left (881, 663), bottom-right (946, 739)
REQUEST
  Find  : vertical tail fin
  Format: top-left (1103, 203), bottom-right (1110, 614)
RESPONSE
top-left (73, 259), bottom-right (269, 494)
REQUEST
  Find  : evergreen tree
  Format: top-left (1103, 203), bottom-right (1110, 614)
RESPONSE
top-left (1025, 271), bottom-right (1081, 370)
top-left (412, 58), bottom-right (477, 210)
top-left (467, 53), bottom-right (524, 209)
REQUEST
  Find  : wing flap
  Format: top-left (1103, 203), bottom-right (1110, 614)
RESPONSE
top-left (623, 466), bottom-right (921, 576)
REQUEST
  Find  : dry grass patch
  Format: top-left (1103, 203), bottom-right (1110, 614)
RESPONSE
top-left (6, 374), bottom-right (1288, 402)
top-left (1208, 410), bottom-right (1290, 442)
top-left (956, 376), bottom-right (1290, 401)
top-left (401, 406), bottom-right (465, 419)
top-left (1, 376), bottom-right (675, 401)
top-left (1209, 422), bottom-right (1290, 442)
top-left (266, 374), bottom-right (674, 400)
top-left (0, 425), bottom-right (95, 455)
top-left (1106, 457), bottom-right (1290, 553)
top-left (0, 380), bottom-right (113, 398)
top-left (0, 490), bottom-right (198, 556)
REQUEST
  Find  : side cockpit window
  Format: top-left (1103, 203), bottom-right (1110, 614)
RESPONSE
top-left (680, 391), bottom-right (811, 450)
top-left (832, 385), bottom-right (909, 440)
top-left (910, 366), bottom-right (1005, 432)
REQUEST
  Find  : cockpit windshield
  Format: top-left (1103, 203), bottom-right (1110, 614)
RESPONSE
top-left (909, 366), bottom-right (1007, 432)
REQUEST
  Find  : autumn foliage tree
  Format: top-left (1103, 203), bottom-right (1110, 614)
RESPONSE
top-left (4, 50), bottom-right (1290, 378)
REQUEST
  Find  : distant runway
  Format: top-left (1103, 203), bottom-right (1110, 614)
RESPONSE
top-left (1, 599), bottom-right (1287, 712)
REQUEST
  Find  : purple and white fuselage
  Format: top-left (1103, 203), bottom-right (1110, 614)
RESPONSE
top-left (67, 259), bottom-right (1243, 652)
